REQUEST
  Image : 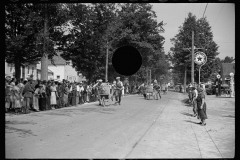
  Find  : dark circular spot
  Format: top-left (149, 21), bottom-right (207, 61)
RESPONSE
top-left (112, 45), bottom-right (142, 76)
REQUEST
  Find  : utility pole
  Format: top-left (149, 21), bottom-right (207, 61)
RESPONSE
top-left (184, 65), bottom-right (187, 92)
top-left (191, 31), bottom-right (194, 84)
top-left (105, 40), bottom-right (108, 83)
top-left (41, 4), bottom-right (49, 81)
top-left (183, 31), bottom-right (204, 85)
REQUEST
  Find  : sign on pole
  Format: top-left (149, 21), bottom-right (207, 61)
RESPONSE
top-left (194, 51), bottom-right (207, 65)
top-left (194, 51), bottom-right (207, 84)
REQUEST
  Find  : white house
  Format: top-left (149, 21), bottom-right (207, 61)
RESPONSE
top-left (5, 52), bottom-right (86, 82)
top-left (44, 52), bottom-right (84, 82)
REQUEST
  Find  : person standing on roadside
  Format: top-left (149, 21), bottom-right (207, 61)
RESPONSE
top-left (22, 77), bottom-right (35, 114)
top-left (196, 87), bottom-right (207, 125)
top-left (162, 83), bottom-right (166, 94)
top-left (188, 84), bottom-right (193, 104)
top-left (10, 82), bottom-right (22, 114)
top-left (50, 81), bottom-right (58, 109)
top-left (17, 79), bottom-right (25, 109)
top-left (39, 81), bottom-right (47, 111)
top-left (45, 81), bottom-right (52, 110)
top-left (5, 78), bottom-right (12, 113)
top-left (191, 87), bottom-right (198, 117)
top-left (32, 83), bottom-right (41, 112)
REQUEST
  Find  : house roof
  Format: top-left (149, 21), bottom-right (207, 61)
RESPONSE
top-left (48, 52), bottom-right (66, 65)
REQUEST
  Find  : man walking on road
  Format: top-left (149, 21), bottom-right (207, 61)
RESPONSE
top-left (115, 77), bottom-right (123, 105)
top-left (93, 79), bottom-right (103, 106)
top-left (153, 80), bottom-right (161, 99)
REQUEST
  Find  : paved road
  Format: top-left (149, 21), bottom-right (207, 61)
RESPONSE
top-left (5, 91), bottom-right (235, 158)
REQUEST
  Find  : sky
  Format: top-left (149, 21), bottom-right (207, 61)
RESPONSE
top-left (151, 3), bottom-right (235, 60)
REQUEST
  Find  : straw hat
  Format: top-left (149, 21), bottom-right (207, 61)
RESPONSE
top-left (116, 77), bottom-right (120, 80)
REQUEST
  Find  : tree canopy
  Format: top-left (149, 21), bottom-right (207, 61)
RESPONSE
top-left (57, 3), bottom-right (169, 83)
top-left (5, 3), bottom-right (67, 80)
top-left (169, 12), bottom-right (219, 83)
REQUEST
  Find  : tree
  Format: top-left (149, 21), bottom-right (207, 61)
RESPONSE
top-left (221, 56), bottom-right (234, 63)
top-left (57, 3), bottom-right (118, 83)
top-left (5, 4), bottom-right (42, 80)
top-left (107, 3), bottom-right (167, 83)
top-left (170, 13), bottom-right (219, 84)
top-left (209, 57), bottom-right (221, 82)
top-left (5, 3), bottom-right (67, 80)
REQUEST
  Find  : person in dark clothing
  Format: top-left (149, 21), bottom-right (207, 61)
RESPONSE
top-left (83, 82), bottom-right (88, 103)
top-left (115, 77), bottom-right (123, 105)
top-left (39, 81), bottom-right (47, 111)
top-left (22, 78), bottom-right (35, 114)
top-left (68, 83), bottom-right (73, 106)
top-left (45, 81), bottom-right (52, 110)
top-left (215, 75), bottom-right (222, 97)
top-left (196, 87), bottom-right (207, 125)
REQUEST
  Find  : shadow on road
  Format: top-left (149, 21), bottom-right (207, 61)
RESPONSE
top-left (5, 126), bottom-right (37, 137)
top-left (184, 120), bottom-right (201, 125)
top-left (181, 98), bottom-right (190, 104)
top-left (180, 111), bottom-right (193, 117)
top-left (222, 115), bottom-right (235, 118)
top-left (5, 120), bottom-right (37, 125)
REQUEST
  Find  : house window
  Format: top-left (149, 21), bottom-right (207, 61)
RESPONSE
top-left (57, 75), bottom-right (60, 79)
top-left (66, 61), bottom-right (70, 65)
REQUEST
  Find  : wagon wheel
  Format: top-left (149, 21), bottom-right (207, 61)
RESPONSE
top-left (101, 96), bottom-right (105, 107)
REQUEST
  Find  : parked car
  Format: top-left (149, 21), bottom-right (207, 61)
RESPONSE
top-left (174, 83), bottom-right (182, 92)
top-left (205, 84), bottom-right (216, 95)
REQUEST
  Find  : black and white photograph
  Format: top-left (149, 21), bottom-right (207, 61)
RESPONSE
top-left (5, 2), bottom-right (235, 158)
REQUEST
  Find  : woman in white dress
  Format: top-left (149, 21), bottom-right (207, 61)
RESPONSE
top-left (122, 86), bottom-right (124, 97)
top-left (33, 84), bottom-right (40, 112)
top-left (50, 82), bottom-right (58, 109)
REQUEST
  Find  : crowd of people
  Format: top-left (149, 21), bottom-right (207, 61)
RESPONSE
top-left (5, 75), bottom-right (131, 115)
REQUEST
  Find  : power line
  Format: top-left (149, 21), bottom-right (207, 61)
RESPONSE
top-left (203, 3), bottom-right (208, 18)
top-left (213, 3), bottom-right (225, 27)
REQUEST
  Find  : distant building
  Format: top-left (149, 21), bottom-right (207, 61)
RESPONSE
top-left (43, 52), bottom-right (85, 82)
top-left (221, 63), bottom-right (235, 84)
top-left (36, 67), bottom-right (54, 80)
top-left (5, 52), bottom-right (86, 82)
top-left (5, 61), bottom-right (38, 80)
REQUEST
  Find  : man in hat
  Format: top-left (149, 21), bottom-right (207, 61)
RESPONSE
top-left (93, 79), bottom-right (103, 105)
top-left (22, 77), bottom-right (35, 113)
top-left (153, 80), bottom-right (161, 100)
top-left (115, 77), bottom-right (123, 105)
top-left (214, 74), bottom-right (222, 97)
